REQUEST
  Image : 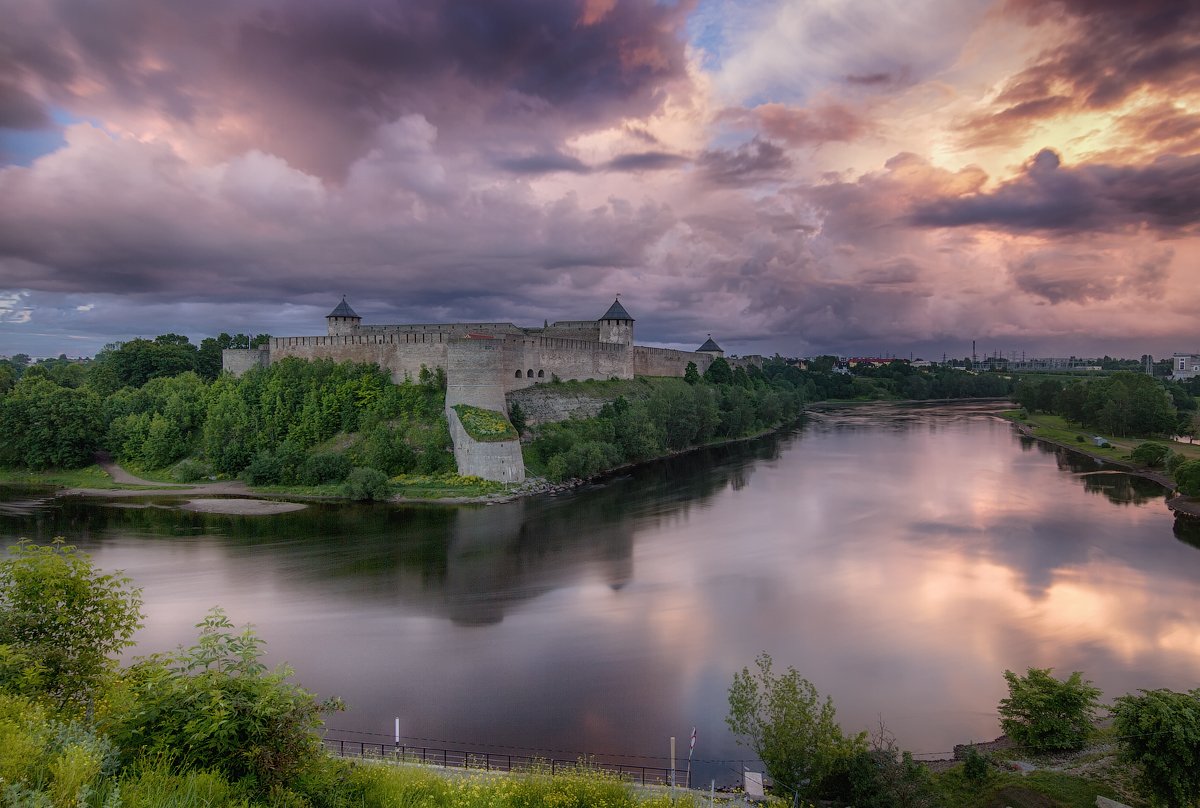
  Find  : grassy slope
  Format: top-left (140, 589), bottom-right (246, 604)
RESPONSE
top-left (0, 465), bottom-right (165, 490)
top-left (1001, 410), bottom-right (1200, 464)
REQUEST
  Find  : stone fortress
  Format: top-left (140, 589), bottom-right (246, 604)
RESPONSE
top-left (223, 298), bottom-right (757, 482)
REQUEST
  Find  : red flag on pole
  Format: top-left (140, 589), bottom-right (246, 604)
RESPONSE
top-left (689, 727), bottom-right (697, 750)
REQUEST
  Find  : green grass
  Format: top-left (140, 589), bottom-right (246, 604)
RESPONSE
top-left (0, 465), bottom-right (163, 490)
top-left (390, 473), bottom-right (509, 498)
top-left (452, 404), bottom-right (518, 442)
top-left (933, 764), bottom-right (1126, 808)
top-left (253, 474), bottom-right (509, 500)
top-left (1000, 411), bottom-right (1200, 464)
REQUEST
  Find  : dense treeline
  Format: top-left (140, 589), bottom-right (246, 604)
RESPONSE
top-left (768, 357), bottom-right (1014, 401)
top-left (525, 358), bottom-right (803, 481)
top-left (0, 347), bottom-right (455, 483)
top-left (1014, 371), bottom-right (1198, 438)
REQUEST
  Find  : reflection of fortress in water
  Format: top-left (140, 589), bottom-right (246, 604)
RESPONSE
top-left (4, 434), bottom-right (785, 625)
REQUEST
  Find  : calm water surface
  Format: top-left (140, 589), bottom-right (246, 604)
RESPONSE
top-left (3, 401), bottom-right (1199, 784)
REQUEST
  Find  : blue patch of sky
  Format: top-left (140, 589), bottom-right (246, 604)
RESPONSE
top-left (0, 107), bottom-right (93, 166)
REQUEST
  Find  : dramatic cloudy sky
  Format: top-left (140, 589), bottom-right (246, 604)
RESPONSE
top-left (1, 0), bottom-right (1197, 359)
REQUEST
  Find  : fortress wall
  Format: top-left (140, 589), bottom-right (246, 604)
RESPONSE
top-left (537, 338), bottom-right (630, 383)
top-left (221, 348), bottom-right (270, 376)
top-left (543, 323), bottom-right (601, 341)
top-left (270, 334), bottom-right (448, 383)
top-left (359, 322), bottom-right (524, 337)
top-left (633, 346), bottom-right (715, 377)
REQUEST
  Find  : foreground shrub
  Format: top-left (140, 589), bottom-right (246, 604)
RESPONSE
top-left (727, 652), bottom-right (867, 800)
top-left (0, 540), bottom-right (143, 709)
top-left (342, 467), bottom-right (391, 501)
top-left (107, 608), bottom-right (342, 791)
top-left (1113, 688), bottom-right (1200, 808)
top-left (998, 668), bottom-right (1101, 753)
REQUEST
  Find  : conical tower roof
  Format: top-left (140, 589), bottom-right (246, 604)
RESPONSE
top-left (698, 336), bottom-right (723, 352)
top-left (327, 296), bottom-right (360, 319)
top-left (599, 298), bottom-right (634, 321)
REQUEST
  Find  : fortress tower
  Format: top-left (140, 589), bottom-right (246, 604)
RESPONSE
top-left (326, 296), bottom-right (361, 336)
top-left (697, 335), bottom-right (724, 358)
top-left (598, 298), bottom-right (634, 346)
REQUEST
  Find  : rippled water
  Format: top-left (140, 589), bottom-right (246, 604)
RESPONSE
top-left (2, 401), bottom-right (1197, 785)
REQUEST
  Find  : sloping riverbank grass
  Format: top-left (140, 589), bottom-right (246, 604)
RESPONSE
top-left (0, 464), bottom-right (164, 490)
top-left (251, 473), bottom-right (509, 500)
top-left (1002, 410), bottom-right (1200, 464)
top-left (452, 403), bottom-right (519, 441)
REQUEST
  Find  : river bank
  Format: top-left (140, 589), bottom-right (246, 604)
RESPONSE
top-left (998, 411), bottom-right (1200, 521)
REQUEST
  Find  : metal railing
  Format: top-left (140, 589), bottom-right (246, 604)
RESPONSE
top-left (322, 737), bottom-right (684, 787)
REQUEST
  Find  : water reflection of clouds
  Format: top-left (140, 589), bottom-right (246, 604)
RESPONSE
top-left (2, 403), bottom-right (1199, 774)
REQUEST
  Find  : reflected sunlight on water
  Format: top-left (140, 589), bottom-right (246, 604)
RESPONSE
top-left (2, 401), bottom-right (1196, 783)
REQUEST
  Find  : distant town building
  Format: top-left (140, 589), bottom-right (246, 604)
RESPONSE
top-left (1172, 353), bottom-right (1200, 380)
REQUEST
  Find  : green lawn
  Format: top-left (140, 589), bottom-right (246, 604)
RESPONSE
top-left (1000, 411), bottom-right (1200, 464)
top-left (0, 465), bottom-right (164, 490)
top-left (933, 764), bottom-right (1131, 808)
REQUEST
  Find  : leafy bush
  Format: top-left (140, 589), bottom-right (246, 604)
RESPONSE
top-left (1175, 459), bottom-right (1200, 496)
top-left (832, 728), bottom-right (936, 807)
top-left (297, 452), bottom-right (352, 485)
top-left (1112, 687), bottom-right (1200, 808)
top-left (341, 467), bottom-right (391, 501)
top-left (172, 458), bottom-right (208, 483)
top-left (452, 404), bottom-right (518, 442)
top-left (727, 652), bottom-right (867, 800)
top-left (1165, 450), bottom-right (1186, 476)
top-left (1130, 442), bottom-right (1170, 467)
top-left (997, 668), bottom-right (1101, 753)
top-left (242, 450), bottom-right (284, 485)
top-left (0, 540), bottom-right (143, 709)
top-left (108, 608), bottom-right (342, 791)
top-left (962, 747), bottom-right (990, 783)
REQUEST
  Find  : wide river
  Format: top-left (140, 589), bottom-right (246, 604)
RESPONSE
top-left (2, 402), bottom-right (1199, 785)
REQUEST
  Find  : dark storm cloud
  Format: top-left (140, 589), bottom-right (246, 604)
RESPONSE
top-left (1007, 247), bottom-right (1172, 305)
top-left (5, 0), bottom-right (694, 177)
top-left (495, 149), bottom-right (687, 175)
top-left (911, 149), bottom-right (1200, 233)
top-left (497, 151), bottom-right (591, 175)
top-left (962, 0), bottom-right (1200, 145)
top-left (697, 139), bottom-right (790, 186)
top-left (603, 151), bottom-right (687, 171)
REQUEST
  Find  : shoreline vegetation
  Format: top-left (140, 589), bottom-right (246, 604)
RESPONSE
top-left (1, 539), bottom-right (1187, 807)
top-left (999, 409), bottom-right (1200, 519)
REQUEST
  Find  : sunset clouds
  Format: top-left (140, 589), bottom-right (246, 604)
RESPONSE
top-left (1, 0), bottom-right (1197, 357)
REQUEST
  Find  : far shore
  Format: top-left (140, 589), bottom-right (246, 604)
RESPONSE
top-left (999, 412), bottom-right (1200, 520)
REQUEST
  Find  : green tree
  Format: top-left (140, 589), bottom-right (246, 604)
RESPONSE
top-left (508, 401), bottom-right (528, 435)
top-left (997, 668), bottom-right (1101, 752)
top-left (1174, 460), bottom-right (1200, 496)
top-left (1112, 688), bottom-right (1200, 808)
top-left (726, 652), bottom-right (866, 799)
top-left (0, 541), bottom-right (143, 709)
top-left (1130, 442), bottom-right (1170, 468)
top-left (0, 378), bottom-right (104, 469)
top-left (684, 361), bottom-right (701, 385)
top-left (109, 608), bottom-right (341, 790)
top-left (704, 356), bottom-right (733, 385)
top-left (342, 467), bottom-right (392, 501)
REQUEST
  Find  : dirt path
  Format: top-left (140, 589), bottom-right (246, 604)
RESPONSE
top-left (65, 453), bottom-right (254, 498)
